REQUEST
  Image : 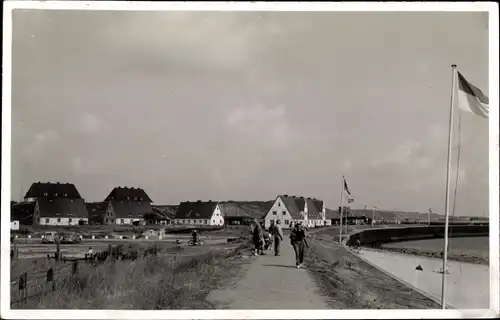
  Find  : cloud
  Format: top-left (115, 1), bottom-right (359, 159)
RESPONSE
top-left (22, 130), bottom-right (59, 157)
top-left (225, 105), bottom-right (292, 148)
top-left (371, 140), bottom-right (422, 167)
top-left (80, 113), bottom-right (101, 133)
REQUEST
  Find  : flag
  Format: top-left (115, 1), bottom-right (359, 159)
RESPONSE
top-left (347, 197), bottom-right (355, 204)
top-left (429, 208), bottom-right (433, 213)
top-left (456, 71), bottom-right (489, 118)
top-left (373, 205), bottom-right (378, 210)
top-left (343, 177), bottom-right (351, 195)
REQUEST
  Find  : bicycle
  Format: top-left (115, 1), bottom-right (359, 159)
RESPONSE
top-left (188, 239), bottom-right (205, 246)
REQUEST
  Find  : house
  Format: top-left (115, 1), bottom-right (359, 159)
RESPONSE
top-left (11, 202), bottom-right (36, 225)
top-left (86, 202), bottom-right (107, 225)
top-left (24, 181), bottom-right (82, 202)
top-left (102, 187), bottom-right (153, 225)
top-left (35, 198), bottom-right (89, 225)
top-left (218, 204), bottom-right (254, 226)
top-left (145, 208), bottom-right (173, 225)
top-left (263, 195), bottom-right (327, 230)
top-left (173, 200), bottom-right (224, 226)
top-left (23, 181), bottom-right (89, 225)
top-left (11, 220), bottom-right (19, 231)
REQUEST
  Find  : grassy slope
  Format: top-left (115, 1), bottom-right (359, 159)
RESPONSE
top-left (11, 241), bottom-right (253, 309)
top-left (305, 228), bottom-right (440, 309)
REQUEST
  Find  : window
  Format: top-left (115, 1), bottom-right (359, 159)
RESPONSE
top-left (70, 199), bottom-right (74, 203)
top-left (278, 203), bottom-right (280, 207)
top-left (272, 211), bottom-right (277, 215)
top-left (205, 220), bottom-right (208, 224)
top-left (188, 219), bottom-right (191, 224)
top-left (120, 219), bottom-right (124, 224)
top-left (183, 219), bottom-right (186, 223)
top-left (69, 218), bottom-right (72, 223)
top-left (43, 192), bottom-right (48, 196)
top-left (127, 197), bottom-right (130, 200)
top-left (285, 220), bottom-right (290, 225)
top-left (63, 193), bottom-right (68, 197)
top-left (213, 220), bottom-right (215, 223)
top-left (199, 220), bottom-right (203, 223)
top-left (282, 211), bottom-right (286, 215)
top-left (68, 212), bottom-right (72, 216)
top-left (134, 197), bottom-right (137, 201)
top-left (56, 212), bottom-right (61, 216)
top-left (57, 218), bottom-right (61, 222)
top-left (54, 193), bottom-right (58, 197)
top-left (45, 218), bottom-right (49, 223)
top-left (139, 197), bottom-right (143, 201)
top-left (270, 219), bottom-right (274, 225)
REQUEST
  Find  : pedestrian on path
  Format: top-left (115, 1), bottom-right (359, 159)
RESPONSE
top-left (273, 220), bottom-right (284, 256)
top-left (290, 222), bottom-right (309, 268)
top-left (251, 220), bottom-right (264, 256)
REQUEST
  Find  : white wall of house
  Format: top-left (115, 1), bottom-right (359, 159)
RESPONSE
top-left (210, 205), bottom-right (224, 226)
top-left (39, 217), bottom-right (89, 226)
top-left (174, 204), bottom-right (224, 226)
top-left (264, 197), bottom-right (294, 229)
top-left (115, 218), bottom-right (145, 225)
top-left (11, 220), bottom-right (20, 230)
top-left (174, 218), bottom-right (211, 225)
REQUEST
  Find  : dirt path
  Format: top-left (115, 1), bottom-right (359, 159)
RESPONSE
top-left (207, 241), bottom-right (330, 309)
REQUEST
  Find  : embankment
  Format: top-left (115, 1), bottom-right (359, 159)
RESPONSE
top-left (346, 225), bottom-right (489, 264)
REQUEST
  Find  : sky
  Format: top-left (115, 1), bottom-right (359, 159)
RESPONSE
top-left (10, 9), bottom-right (490, 216)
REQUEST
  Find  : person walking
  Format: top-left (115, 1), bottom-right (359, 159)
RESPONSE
top-left (273, 220), bottom-right (284, 256)
top-left (251, 220), bottom-right (264, 256)
top-left (290, 222), bottom-right (309, 268)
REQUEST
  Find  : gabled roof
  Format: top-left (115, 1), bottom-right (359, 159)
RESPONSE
top-left (104, 187), bottom-right (153, 203)
top-left (174, 201), bottom-right (218, 219)
top-left (306, 198), bottom-right (323, 219)
top-left (275, 195), bottom-right (324, 220)
top-left (277, 195), bottom-right (305, 220)
top-left (219, 201), bottom-right (274, 219)
top-left (37, 198), bottom-right (88, 218)
top-left (25, 182), bottom-right (82, 199)
top-left (86, 202), bottom-right (106, 217)
top-left (109, 200), bottom-right (152, 219)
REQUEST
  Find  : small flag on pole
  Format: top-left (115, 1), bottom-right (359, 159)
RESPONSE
top-left (347, 197), bottom-right (355, 204)
top-left (457, 71), bottom-right (489, 118)
top-left (343, 177), bottom-right (351, 195)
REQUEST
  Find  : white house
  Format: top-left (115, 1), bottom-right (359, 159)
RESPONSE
top-left (174, 201), bottom-right (224, 226)
top-left (263, 195), bottom-right (328, 229)
top-left (34, 198), bottom-right (89, 226)
top-left (11, 220), bottom-right (19, 231)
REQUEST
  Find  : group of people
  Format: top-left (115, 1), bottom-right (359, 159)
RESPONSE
top-left (250, 219), bottom-right (309, 268)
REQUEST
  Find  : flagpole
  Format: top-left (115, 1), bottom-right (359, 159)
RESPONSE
top-left (452, 113), bottom-right (462, 220)
top-left (339, 175), bottom-right (344, 245)
top-left (441, 64), bottom-right (457, 309)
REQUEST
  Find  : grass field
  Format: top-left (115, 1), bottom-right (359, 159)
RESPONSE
top-left (11, 239), bottom-right (253, 309)
top-left (306, 229), bottom-right (440, 309)
top-left (382, 236), bottom-right (489, 265)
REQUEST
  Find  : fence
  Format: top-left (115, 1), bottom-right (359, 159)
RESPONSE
top-left (10, 244), bottom-right (160, 306)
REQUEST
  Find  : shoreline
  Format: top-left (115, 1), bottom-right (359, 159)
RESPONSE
top-left (376, 245), bottom-right (488, 265)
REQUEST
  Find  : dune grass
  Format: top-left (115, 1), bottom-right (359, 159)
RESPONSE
top-left (11, 241), bottom-right (252, 309)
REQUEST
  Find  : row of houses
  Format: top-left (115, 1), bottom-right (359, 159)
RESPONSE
top-left (11, 182), bottom-right (331, 229)
top-left (12, 182), bottom-right (155, 226)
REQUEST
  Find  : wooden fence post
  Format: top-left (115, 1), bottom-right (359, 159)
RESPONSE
top-left (19, 272), bottom-right (28, 303)
top-left (55, 241), bottom-right (61, 261)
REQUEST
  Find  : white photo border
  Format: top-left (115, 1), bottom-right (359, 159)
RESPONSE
top-left (1, 1), bottom-right (498, 319)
